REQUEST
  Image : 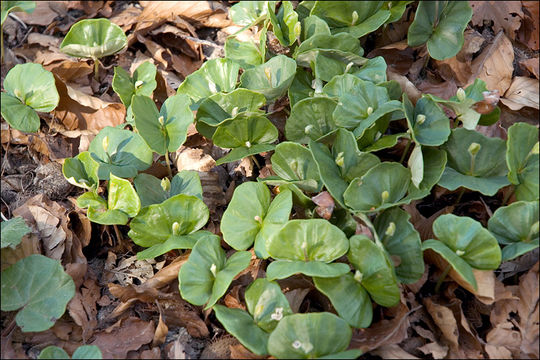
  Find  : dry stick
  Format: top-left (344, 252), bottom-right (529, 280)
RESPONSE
top-left (113, 224), bottom-right (123, 243)
top-left (250, 154), bottom-right (261, 169)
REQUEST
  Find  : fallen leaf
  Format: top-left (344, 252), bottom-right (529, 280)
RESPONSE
top-left (312, 191), bottom-right (335, 220)
top-left (175, 147), bottom-right (216, 172)
top-left (229, 344), bottom-right (266, 359)
top-left (470, 2), bottom-right (523, 40)
top-left (519, 57), bottom-right (539, 79)
top-left (16, 2), bottom-right (60, 26)
top-left (67, 279), bottom-right (100, 341)
top-left (387, 70), bottom-right (422, 104)
top-left (371, 344), bottom-right (420, 359)
top-left (485, 344), bottom-right (513, 359)
top-left (152, 311), bottom-right (168, 347)
top-left (515, 261), bottom-right (539, 358)
top-left (418, 342), bottom-right (448, 359)
top-left (109, 4), bottom-right (142, 32)
top-left (517, 1), bottom-right (539, 50)
top-left (424, 298), bottom-right (460, 353)
top-left (500, 76), bottom-right (540, 110)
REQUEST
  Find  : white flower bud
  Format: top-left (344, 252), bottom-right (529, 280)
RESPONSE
top-left (102, 136), bottom-right (109, 152)
top-left (271, 307), bottom-right (283, 321)
top-left (254, 215), bottom-right (262, 223)
top-left (468, 142), bottom-right (481, 156)
top-left (161, 177), bottom-right (171, 192)
top-left (354, 270), bottom-right (363, 282)
top-left (335, 152), bottom-right (345, 167)
top-left (172, 221), bottom-right (181, 235)
top-left (134, 80), bottom-right (144, 89)
top-left (381, 190), bottom-right (389, 202)
top-left (158, 116), bottom-right (165, 126)
top-left (245, 141), bottom-right (251, 148)
top-left (231, 106), bottom-right (239, 117)
top-left (416, 114), bottom-right (426, 125)
top-left (456, 88), bottom-right (466, 101)
top-left (366, 106), bottom-right (373, 116)
top-left (385, 222), bottom-right (396, 237)
top-left (456, 249), bottom-right (465, 256)
top-left (210, 263), bottom-right (217, 277)
top-left (344, 62), bottom-right (354, 74)
top-left (304, 125), bottom-right (313, 134)
top-left (264, 67), bottom-right (272, 83)
top-left (351, 11), bottom-right (359, 25)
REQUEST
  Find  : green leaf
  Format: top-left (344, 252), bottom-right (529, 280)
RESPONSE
top-left (132, 94), bottom-right (193, 154)
top-left (407, 1), bottom-right (472, 60)
top-left (439, 128), bottom-right (509, 196)
top-left (88, 126), bottom-right (153, 180)
top-left (433, 214), bottom-right (501, 270)
top-left (422, 239), bottom-right (477, 290)
top-left (488, 201), bottom-right (539, 261)
top-left (229, 1), bottom-right (275, 26)
top-left (332, 128), bottom-right (380, 182)
top-left (385, 1), bottom-right (413, 23)
top-left (245, 278), bottom-right (293, 331)
top-left (347, 235), bottom-right (400, 307)
top-left (60, 18), bottom-right (127, 59)
top-left (374, 207), bottom-right (424, 283)
top-left (72, 345), bottom-right (103, 359)
top-left (313, 273), bottom-right (373, 328)
top-left (1, 63), bottom-right (59, 132)
top-left (171, 170), bottom-right (203, 200)
top-left (1, 1), bottom-right (35, 26)
top-left (213, 113), bottom-right (277, 147)
top-left (107, 174), bottom-right (140, 217)
top-left (112, 62), bottom-right (157, 107)
top-left (267, 219), bottom-right (349, 262)
top-left (403, 94), bottom-right (450, 146)
top-left (136, 231), bottom-right (213, 260)
top-left (134, 171), bottom-right (203, 208)
top-left (176, 58), bottom-right (240, 109)
top-left (38, 346), bottom-right (69, 359)
top-left (225, 36), bottom-right (264, 69)
top-left (268, 1), bottom-right (300, 46)
top-left (213, 305), bottom-right (269, 355)
top-left (128, 194), bottom-right (209, 247)
top-left (266, 259), bottom-right (351, 280)
top-left (361, 133), bottom-right (408, 152)
top-left (506, 123), bottom-right (539, 201)
top-left (285, 97), bottom-right (338, 143)
top-left (288, 67), bottom-right (314, 108)
top-left (350, 56), bottom-right (387, 84)
top-left (270, 142), bottom-right (322, 192)
top-left (240, 54), bottom-right (297, 101)
top-left (301, 15), bottom-right (331, 40)
top-left (178, 236), bottom-right (251, 309)
top-left (1, 217), bottom-right (31, 249)
top-left (1, 254), bottom-right (75, 332)
top-left (267, 312), bottom-right (352, 359)
top-left (62, 151), bottom-right (100, 191)
top-left (344, 162), bottom-right (411, 212)
top-left (215, 144), bottom-right (276, 165)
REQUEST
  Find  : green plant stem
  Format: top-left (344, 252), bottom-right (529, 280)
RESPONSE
top-left (454, 188), bottom-right (466, 205)
top-left (164, 151), bottom-right (173, 179)
top-left (435, 264), bottom-right (452, 293)
top-left (400, 138), bottom-right (412, 164)
top-left (250, 155), bottom-right (261, 169)
top-left (469, 154), bottom-right (476, 176)
top-left (93, 58), bottom-right (99, 81)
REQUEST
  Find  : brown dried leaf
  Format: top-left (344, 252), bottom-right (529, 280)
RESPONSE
top-left (176, 147), bottom-right (216, 172)
top-left (424, 298), bottom-right (459, 351)
top-left (109, 5), bottom-right (142, 32)
top-left (16, 2), bottom-right (60, 26)
top-left (470, 2), bottom-right (523, 40)
top-left (500, 76), bottom-right (540, 110)
top-left (371, 344), bottom-right (419, 359)
top-left (516, 261), bottom-right (539, 358)
top-left (517, 1), bottom-right (539, 50)
top-left (418, 342), bottom-right (448, 359)
top-left (312, 191), bottom-right (335, 220)
top-left (229, 344), bottom-right (266, 359)
top-left (519, 57), bottom-right (540, 79)
top-left (152, 312), bottom-right (168, 347)
top-left (67, 279), bottom-right (100, 341)
top-left (160, 297), bottom-right (209, 338)
top-left (485, 344), bottom-right (513, 359)
top-left (138, 1), bottom-right (231, 29)
top-left (387, 70), bottom-right (421, 104)
top-left (90, 317), bottom-right (155, 359)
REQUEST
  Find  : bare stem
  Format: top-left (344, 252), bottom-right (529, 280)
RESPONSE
top-left (112, 224), bottom-right (123, 242)
top-left (400, 138), bottom-right (412, 164)
top-left (454, 188), bottom-right (466, 205)
top-left (94, 58), bottom-right (99, 81)
top-left (250, 155), bottom-right (261, 169)
top-left (164, 151), bottom-right (173, 179)
top-left (435, 264), bottom-right (452, 293)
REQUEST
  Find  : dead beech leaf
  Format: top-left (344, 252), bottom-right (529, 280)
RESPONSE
top-left (312, 191), bottom-right (335, 220)
top-left (517, 1), bottom-right (539, 50)
top-left (500, 76), bottom-right (540, 110)
top-left (402, 203), bottom-right (454, 241)
top-left (229, 344), bottom-right (266, 359)
top-left (109, 4), bottom-right (142, 32)
top-left (424, 299), bottom-right (459, 350)
top-left (485, 344), bottom-right (513, 359)
top-left (470, 2), bottom-right (523, 40)
top-left (90, 317), bottom-right (155, 359)
top-left (519, 57), bottom-right (539, 79)
top-left (67, 279), bottom-right (100, 341)
top-left (152, 312), bottom-right (168, 347)
top-left (516, 261), bottom-right (539, 358)
top-left (176, 147), bottom-right (216, 172)
top-left (138, 1), bottom-right (230, 29)
top-left (418, 342), bottom-right (448, 359)
top-left (387, 70), bottom-right (421, 104)
top-left (371, 344), bottom-right (419, 359)
top-left (470, 31), bottom-right (514, 94)
top-left (16, 1), bottom-right (59, 26)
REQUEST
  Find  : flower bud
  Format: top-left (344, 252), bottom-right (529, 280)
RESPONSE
top-left (312, 78), bottom-right (323, 94)
top-left (335, 152), bottom-right (345, 167)
top-left (161, 177), bottom-right (171, 192)
top-left (271, 307), bottom-right (283, 321)
top-left (354, 270), bottom-right (363, 282)
top-left (210, 263), bottom-right (217, 277)
top-left (381, 190), bottom-right (389, 202)
top-left (468, 142), bottom-right (481, 156)
top-left (102, 136), bottom-right (109, 152)
top-left (172, 221), bottom-right (181, 235)
top-left (231, 106), bottom-right (239, 117)
top-left (344, 62), bottom-right (354, 74)
top-left (158, 116), bottom-right (165, 126)
top-left (456, 88), bottom-right (466, 101)
top-left (456, 249), bottom-right (465, 256)
top-left (264, 67), bottom-right (272, 82)
top-left (301, 241), bottom-right (308, 250)
top-left (416, 114), bottom-right (426, 125)
top-left (254, 215), bottom-right (262, 223)
top-left (304, 124), bottom-right (313, 134)
top-left (366, 106), bottom-right (373, 116)
top-left (385, 222), bottom-right (396, 237)
top-left (134, 80), bottom-right (144, 89)
top-left (351, 11), bottom-right (358, 25)
top-left (245, 141), bottom-right (251, 148)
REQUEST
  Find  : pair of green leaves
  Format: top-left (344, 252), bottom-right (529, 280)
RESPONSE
top-left (1, 63), bottom-right (59, 132)
top-left (112, 61), bottom-right (157, 118)
top-left (133, 171), bottom-right (203, 207)
top-left (38, 345), bottom-right (102, 359)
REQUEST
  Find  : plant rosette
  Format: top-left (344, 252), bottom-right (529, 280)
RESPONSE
top-left (133, 171), bottom-right (203, 208)
top-left (240, 54), bottom-right (297, 101)
top-left (112, 61), bottom-right (157, 113)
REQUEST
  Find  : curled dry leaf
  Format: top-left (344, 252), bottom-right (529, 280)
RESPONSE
top-left (519, 57), bottom-right (539, 79)
top-left (517, 1), bottom-right (539, 50)
top-left (418, 342), bottom-right (449, 359)
top-left (500, 76), bottom-right (540, 110)
top-left (312, 191), bottom-right (335, 220)
top-left (16, 1), bottom-right (60, 26)
top-left (67, 278), bottom-right (100, 341)
top-left (515, 261), bottom-right (539, 358)
top-left (470, 2), bottom-right (523, 40)
top-left (152, 311), bottom-right (168, 347)
top-left (387, 70), bottom-right (422, 104)
top-left (176, 147), bottom-right (216, 172)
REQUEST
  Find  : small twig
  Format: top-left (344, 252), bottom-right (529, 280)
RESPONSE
top-left (1, 212), bottom-right (8, 221)
top-left (176, 33), bottom-right (224, 49)
top-left (8, 13), bottom-right (28, 30)
top-left (113, 224), bottom-right (123, 243)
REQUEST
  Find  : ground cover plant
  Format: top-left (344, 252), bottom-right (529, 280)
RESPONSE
top-left (1, 1), bottom-right (539, 359)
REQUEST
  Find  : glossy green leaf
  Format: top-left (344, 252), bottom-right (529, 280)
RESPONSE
top-left (1, 1), bottom-right (35, 25)
top-left (488, 201), bottom-right (539, 261)
top-left (225, 37), bottom-right (264, 69)
top-left (314, 273), bottom-right (373, 328)
top-left (88, 126), bottom-right (153, 180)
top-left (301, 15), bottom-right (331, 40)
top-left (285, 97), bottom-right (338, 143)
top-left (38, 346), bottom-right (69, 359)
top-left (1, 63), bottom-right (59, 132)
top-left (267, 312), bottom-right (353, 359)
top-left (132, 94), bottom-right (193, 154)
top-left (38, 345), bottom-right (102, 360)
top-left (245, 278), bottom-right (293, 331)
top-left (361, 133), bottom-right (408, 152)
top-left (177, 58), bottom-right (240, 109)
top-left (62, 151), bottom-right (100, 191)
top-left (433, 214), bottom-right (501, 270)
top-left (439, 128), bottom-right (509, 196)
top-left (403, 94), bottom-right (450, 146)
top-left (213, 113), bottom-right (277, 148)
top-left (107, 174), bottom-right (140, 217)
top-left (385, 1), bottom-right (413, 23)
top-left (267, 219), bottom-right (349, 262)
top-left (344, 162), bottom-right (411, 212)
top-left (215, 144), bottom-right (276, 165)
top-left (350, 56), bottom-right (387, 84)
top-left (213, 305), bottom-right (269, 355)
top-left (60, 18), bottom-right (127, 59)
top-left (112, 62), bottom-right (157, 107)
top-left (347, 235), bottom-right (400, 307)
top-left (240, 55), bottom-right (297, 101)
top-left (506, 122), bottom-right (539, 201)
top-left (1, 217), bottom-right (31, 249)
top-left (1, 254), bottom-right (75, 332)
top-left (136, 230), bottom-right (214, 260)
top-left (268, 1), bottom-right (300, 46)
top-left (128, 194), bottom-right (209, 247)
top-left (288, 67), bottom-right (314, 108)
top-left (267, 259), bottom-right (350, 280)
top-left (270, 142), bottom-right (322, 192)
top-left (374, 207), bottom-right (424, 283)
top-left (407, 1), bottom-right (472, 60)
top-left (178, 235), bottom-right (251, 309)
top-left (332, 128), bottom-right (381, 182)
top-left (229, 1), bottom-right (275, 26)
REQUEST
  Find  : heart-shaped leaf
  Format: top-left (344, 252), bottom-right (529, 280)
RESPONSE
top-left (285, 97), bottom-right (339, 143)
top-left (374, 207), bottom-right (424, 283)
top-left (347, 235), bottom-right (400, 307)
top-left (268, 1), bottom-right (300, 46)
top-left (1, 254), bottom-right (75, 332)
top-left (132, 94), bottom-right (193, 155)
top-left (177, 58), bottom-right (240, 109)
top-left (39, 345), bottom-right (102, 359)
top-left (213, 305), bottom-right (270, 355)
top-left (60, 18), bottom-right (127, 59)
top-left (439, 128), bottom-right (509, 196)
top-left (407, 1), bottom-right (472, 60)
top-left (136, 230), bottom-right (214, 260)
top-left (178, 235), bottom-right (251, 309)
top-left (88, 126), bottom-right (153, 180)
top-left (224, 36), bottom-right (264, 69)
top-left (267, 312), bottom-right (359, 359)
top-left (1, 1), bottom-right (35, 25)
top-left (350, 56), bottom-right (388, 84)
top-left (245, 278), bottom-right (293, 332)
top-left (128, 194), bottom-right (208, 248)
top-left (221, 182), bottom-right (291, 257)
top-left (301, 15), bottom-right (331, 40)
top-left (288, 67), bottom-right (314, 107)
top-left (229, 1), bottom-right (276, 26)
top-left (403, 94), bottom-right (450, 146)
top-left (133, 171), bottom-right (203, 208)
top-left (488, 201), bottom-right (539, 261)
top-left (266, 260), bottom-right (350, 280)
top-left (1, 63), bottom-right (59, 132)
top-left (62, 151), bottom-right (100, 191)
top-left (1, 217), bottom-right (31, 249)
top-left (506, 122), bottom-right (539, 201)
top-left (240, 54), bottom-right (297, 101)
top-left (313, 273), bottom-right (373, 328)
top-left (112, 61), bottom-right (157, 108)
top-left (38, 346), bottom-right (69, 359)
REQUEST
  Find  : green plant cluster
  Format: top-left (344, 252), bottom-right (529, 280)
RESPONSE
top-left (1, 1), bottom-right (539, 358)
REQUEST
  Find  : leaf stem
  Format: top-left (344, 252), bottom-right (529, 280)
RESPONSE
top-left (164, 151), bottom-right (173, 179)
top-left (93, 58), bottom-right (99, 81)
top-left (400, 138), bottom-right (412, 164)
top-left (435, 264), bottom-right (452, 293)
top-left (355, 212), bottom-right (383, 248)
top-left (112, 224), bottom-right (123, 242)
top-left (250, 155), bottom-right (261, 169)
top-left (454, 188), bottom-right (466, 205)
